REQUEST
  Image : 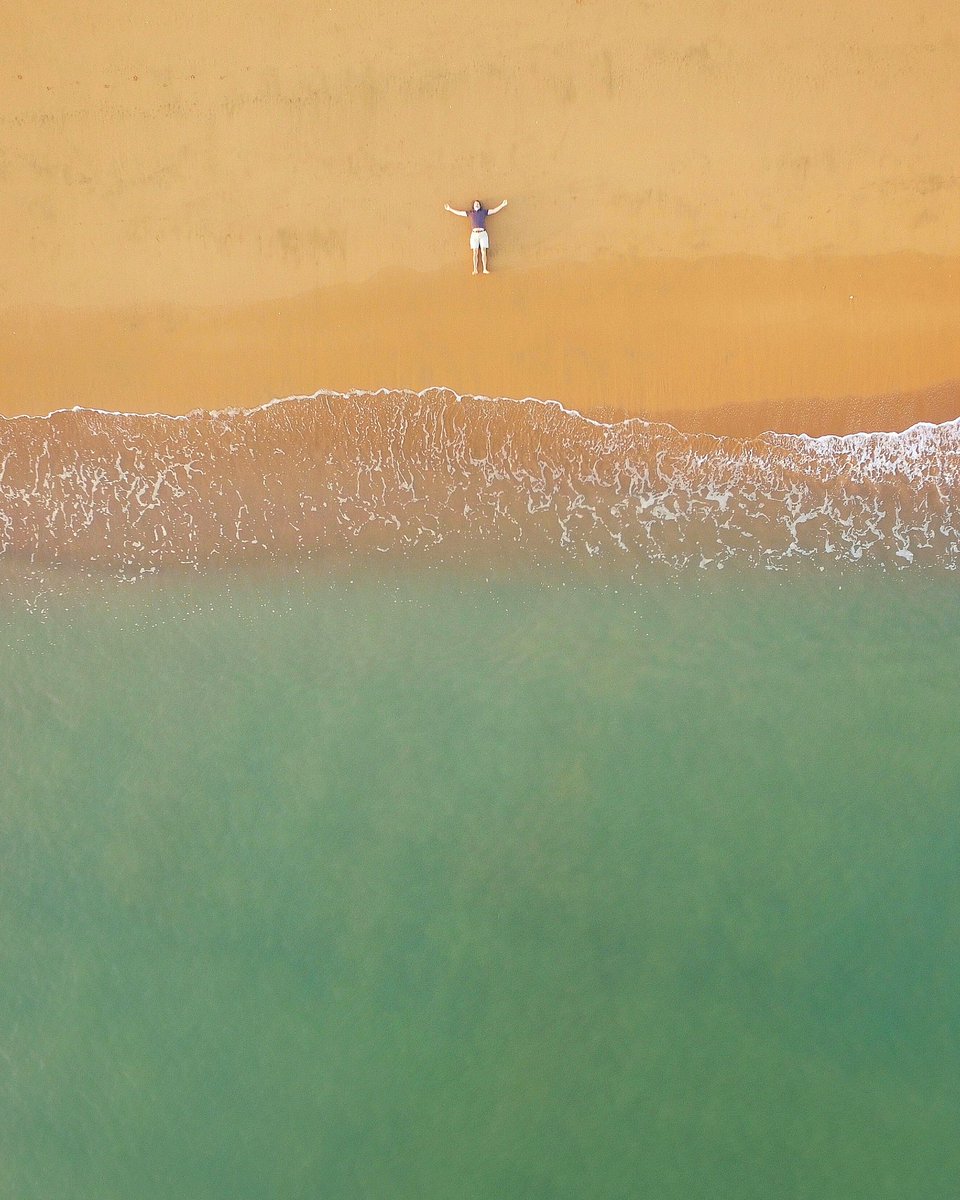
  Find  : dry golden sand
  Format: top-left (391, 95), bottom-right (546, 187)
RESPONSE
top-left (4, 1), bottom-right (960, 430)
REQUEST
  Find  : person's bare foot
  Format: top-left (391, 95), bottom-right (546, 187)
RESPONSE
top-left (483, 268), bottom-right (490, 274)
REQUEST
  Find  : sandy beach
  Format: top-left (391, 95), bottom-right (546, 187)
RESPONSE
top-left (4, 255), bottom-right (960, 434)
top-left (4, 1), bottom-right (960, 431)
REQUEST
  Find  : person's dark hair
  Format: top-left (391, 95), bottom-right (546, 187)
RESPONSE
top-left (473, 199), bottom-right (482, 209)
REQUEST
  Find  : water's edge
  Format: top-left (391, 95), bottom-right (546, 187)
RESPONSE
top-left (2, 387), bottom-right (958, 572)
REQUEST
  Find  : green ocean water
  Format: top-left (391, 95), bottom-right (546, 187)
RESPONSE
top-left (2, 566), bottom-right (958, 1199)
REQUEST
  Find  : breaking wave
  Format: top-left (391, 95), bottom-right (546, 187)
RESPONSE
top-left (1, 387), bottom-right (958, 573)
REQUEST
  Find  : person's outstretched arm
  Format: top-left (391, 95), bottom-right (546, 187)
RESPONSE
top-left (488, 200), bottom-right (508, 215)
top-left (444, 204), bottom-right (468, 216)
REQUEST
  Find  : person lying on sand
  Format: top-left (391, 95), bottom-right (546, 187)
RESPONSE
top-left (444, 199), bottom-right (508, 274)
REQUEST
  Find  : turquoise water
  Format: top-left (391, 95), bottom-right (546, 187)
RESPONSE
top-left (2, 566), bottom-right (958, 1199)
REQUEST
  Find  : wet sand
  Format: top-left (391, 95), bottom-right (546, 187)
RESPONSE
top-left (4, 254), bottom-right (960, 435)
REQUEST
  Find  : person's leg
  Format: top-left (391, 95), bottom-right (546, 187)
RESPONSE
top-left (481, 244), bottom-right (489, 273)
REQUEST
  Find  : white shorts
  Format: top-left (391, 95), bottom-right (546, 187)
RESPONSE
top-left (470, 228), bottom-right (489, 250)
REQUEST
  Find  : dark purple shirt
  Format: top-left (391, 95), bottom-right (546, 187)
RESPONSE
top-left (470, 207), bottom-right (488, 229)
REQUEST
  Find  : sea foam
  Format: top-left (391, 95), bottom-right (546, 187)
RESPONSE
top-left (1, 387), bottom-right (958, 573)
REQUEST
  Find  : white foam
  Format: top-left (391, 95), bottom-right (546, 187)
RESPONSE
top-left (1, 386), bottom-right (959, 572)
top-left (5, 382), bottom-right (960, 444)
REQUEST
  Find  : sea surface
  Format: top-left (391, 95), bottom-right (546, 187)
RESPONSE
top-left (2, 392), bottom-right (959, 1198)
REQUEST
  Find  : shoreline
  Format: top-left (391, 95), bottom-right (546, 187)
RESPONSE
top-left (3, 254), bottom-right (960, 437)
top-left (2, 388), bottom-right (958, 573)
top-left (4, 385), bottom-right (960, 446)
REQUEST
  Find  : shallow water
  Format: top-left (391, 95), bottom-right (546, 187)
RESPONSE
top-left (2, 565), bottom-right (958, 1198)
top-left (4, 390), bottom-right (960, 571)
